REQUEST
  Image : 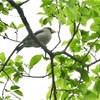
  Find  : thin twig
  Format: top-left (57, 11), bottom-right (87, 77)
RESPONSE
top-left (0, 34), bottom-right (20, 43)
top-left (3, 70), bottom-right (15, 85)
top-left (52, 24), bottom-right (61, 51)
top-left (2, 79), bottom-right (9, 99)
top-left (18, 0), bottom-right (30, 6)
top-left (21, 72), bottom-right (51, 78)
top-left (54, 51), bottom-right (87, 66)
top-left (49, 86), bottom-right (53, 100)
top-left (64, 22), bottom-right (80, 51)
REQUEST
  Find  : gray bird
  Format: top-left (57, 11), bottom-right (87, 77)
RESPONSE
top-left (16, 27), bottom-right (55, 52)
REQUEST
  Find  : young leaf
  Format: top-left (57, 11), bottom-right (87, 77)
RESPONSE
top-left (80, 69), bottom-right (89, 82)
top-left (18, 23), bottom-right (24, 29)
top-left (10, 85), bottom-right (20, 90)
top-left (14, 90), bottom-right (23, 96)
top-left (15, 55), bottom-right (23, 62)
top-left (29, 54), bottom-right (42, 69)
top-left (10, 22), bottom-right (17, 29)
top-left (0, 52), bottom-right (6, 62)
top-left (13, 72), bottom-right (21, 83)
top-left (94, 80), bottom-right (100, 94)
top-left (5, 95), bottom-right (11, 99)
top-left (0, 3), bottom-right (4, 11)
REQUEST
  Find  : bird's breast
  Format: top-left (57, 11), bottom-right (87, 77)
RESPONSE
top-left (36, 31), bottom-right (52, 45)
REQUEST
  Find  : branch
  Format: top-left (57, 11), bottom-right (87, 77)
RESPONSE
top-left (18, 0), bottom-right (30, 6)
top-left (21, 72), bottom-right (51, 78)
top-left (54, 51), bottom-right (87, 66)
top-left (2, 79), bottom-right (9, 99)
top-left (52, 24), bottom-right (61, 51)
top-left (0, 34), bottom-right (20, 43)
top-left (50, 55), bottom-right (57, 100)
top-left (64, 21), bottom-right (80, 51)
top-left (81, 37), bottom-right (99, 62)
top-left (88, 59), bottom-right (100, 67)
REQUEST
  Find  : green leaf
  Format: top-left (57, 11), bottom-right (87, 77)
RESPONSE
top-left (0, 3), bottom-right (4, 11)
top-left (16, 1), bottom-right (22, 5)
top-left (61, 40), bottom-right (68, 46)
top-left (85, 91), bottom-right (97, 100)
top-left (2, 8), bottom-right (9, 15)
top-left (2, 0), bottom-right (6, 2)
top-left (10, 85), bottom-right (20, 90)
top-left (0, 52), bottom-right (6, 62)
top-left (80, 69), bottom-right (89, 82)
top-left (96, 44), bottom-right (100, 52)
top-left (29, 54), bottom-right (42, 69)
top-left (5, 95), bottom-right (11, 99)
top-left (94, 17), bottom-right (100, 24)
top-left (91, 64), bottom-right (100, 75)
top-left (0, 67), bottom-right (15, 78)
top-left (78, 83), bottom-right (87, 94)
top-left (94, 80), bottom-right (100, 94)
top-left (42, 17), bottom-right (52, 25)
top-left (15, 55), bottom-right (23, 62)
top-left (10, 22), bottom-right (17, 29)
top-left (41, 0), bottom-right (53, 7)
top-left (69, 38), bottom-right (81, 52)
top-left (0, 22), bottom-right (7, 32)
top-left (90, 22), bottom-right (100, 32)
top-left (61, 92), bottom-right (68, 100)
top-left (13, 72), bottom-right (21, 83)
top-left (89, 33), bottom-right (99, 40)
top-left (80, 16), bottom-right (87, 26)
top-left (14, 90), bottom-right (23, 96)
top-left (18, 23), bottom-right (24, 29)
top-left (63, 7), bottom-right (75, 20)
top-left (69, 24), bottom-right (74, 34)
top-left (0, 81), bottom-right (4, 84)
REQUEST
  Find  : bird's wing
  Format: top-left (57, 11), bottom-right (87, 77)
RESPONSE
top-left (34, 29), bottom-right (44, 36)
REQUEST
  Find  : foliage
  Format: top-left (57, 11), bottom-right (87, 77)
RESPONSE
top-left (0, 0), bottom-right (100, 100)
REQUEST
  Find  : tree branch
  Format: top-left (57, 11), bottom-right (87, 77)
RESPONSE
top-left (50, 54), bottom-right (57, 100)
top-left (54, 51), bottom-right (87, 67)
top-left (64, 21), bottom-right (80, 51)
top-left (52, 24), bottom-right (61, 51)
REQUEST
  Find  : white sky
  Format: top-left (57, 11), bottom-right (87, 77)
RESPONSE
top-left (0, 0), bottom-right (95, 100)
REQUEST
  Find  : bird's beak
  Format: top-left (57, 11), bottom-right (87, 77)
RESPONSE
top-left (51, 29), bottom-right (56, 33)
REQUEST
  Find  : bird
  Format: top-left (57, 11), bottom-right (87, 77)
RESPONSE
top-left (16, 27), bottom-right (56, 52)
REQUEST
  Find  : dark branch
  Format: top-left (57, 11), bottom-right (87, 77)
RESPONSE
top-left (64, 21), bottom-right (80, 51)
top-left (18, 0), bottom-right (30, 6)
top-left (52, 24), bottom-right (61, 51)
top-left (21, 72), bottom-right (51, 78)
top-left (54, 51), bottom-right (87, 67)
top-left (0, 34), bottom-right (20, 43)
top-left (50, 54), bottom-right (57, 100)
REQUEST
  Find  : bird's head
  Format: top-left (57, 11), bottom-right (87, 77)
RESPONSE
top-left (43, 27), bottom-right (56, 34)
